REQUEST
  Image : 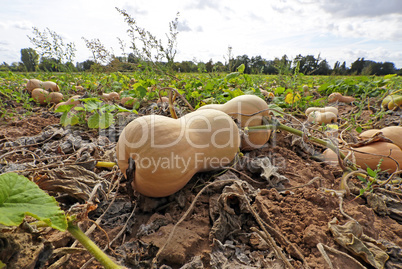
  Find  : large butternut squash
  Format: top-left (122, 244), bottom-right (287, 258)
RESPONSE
top-left (116, 109), bottom-right (240, 197)
top-left (359, 126), bottom-right (402, 150)
top-left (31, 88), bottom-right (63, 105)
top-left (197, 95), bottom-right (271, 150)
top-left (323, 142), bottom-right (402, 172)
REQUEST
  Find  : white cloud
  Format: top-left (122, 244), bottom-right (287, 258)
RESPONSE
top-left (0, 20), bottom-right (33, 30)
top-left (185, 0), bottom-right (220, 10)
top-left (11, 20), bottom-right (32, 30)
top-left (121, 3), bottom-right (148, 15)
top-left (317, 0), bottom-right (402, 17)
top-left (177, 20), bottom-right (192, 32)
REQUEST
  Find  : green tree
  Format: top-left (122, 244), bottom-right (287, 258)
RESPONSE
top-left (333, 61), bottom-right (348, 75)
top-left (316, 59), bottom-right (330, 75)
top-left (350, 58), bottom-right (365, 75)
top-left (250, 55), bottom-right (266, 74)
top-left (380, 62), bottom-right (396, 75)
top-left (205, 59), bottom-right (214, 72)
top-left (213, 61), bottom-right (225, 73)
top-left (0, 62), bottom-right (10, 71)
top-left (294, 54), bottom-right (320, 74)
top-left (232, 55), bottom-right (251, 73)
top-left (20, 48), bottom-right (39, 71)
top-left (265, 60), bottom-right (278, 74)
top-left (38, 57), bottom-right (59, 72)
top-left (76, 60), bottom-right (96, 71)
top-left (9, 62), bottom-right (26, 72)
top-left (273, 55), bottom-right (291, 75)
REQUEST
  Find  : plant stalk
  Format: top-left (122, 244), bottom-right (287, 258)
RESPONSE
top-left (67, 221), bottom-right (123, 269)
top-left (247, 118), bottom-right (346, 159)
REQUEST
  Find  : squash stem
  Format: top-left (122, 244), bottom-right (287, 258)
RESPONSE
top-left (67, 221), bottom-right (123, 269)
top-left (247, 118), bottom-right (346, 160)
top-left (168, 89), bottom-right (178, 119)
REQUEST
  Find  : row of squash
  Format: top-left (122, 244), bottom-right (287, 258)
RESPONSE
top-left (25, 79), bottom-right (137, 109)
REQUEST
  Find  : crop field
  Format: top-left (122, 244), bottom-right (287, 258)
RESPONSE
top-left (0, 69), bottom-right (402, 268)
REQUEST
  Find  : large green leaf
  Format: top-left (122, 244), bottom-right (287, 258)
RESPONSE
top-left (237, 63), bottom-right (245, 74)
top-left (0, 173), bottom-right (67, 231)
top-left (88, 112), bottom-right (114, 129)
top-left (60, 112), bottom-right (80, 127)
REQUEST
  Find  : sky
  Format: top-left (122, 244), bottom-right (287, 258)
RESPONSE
top-left (1, 0), bottom-right (402, 69)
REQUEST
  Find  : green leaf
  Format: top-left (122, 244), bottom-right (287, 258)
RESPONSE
top-left (237, 64), bottom-right (245, 74)
top-left (274, 86), bottom-right (285, 95)
top-left (60, 112), bottom-right (80, 127)
top-left (99, 112), bottom-right (114, 129)
top-left (366, 167), bottom-right (377, 178)
top-left (87, 113), bottom-right (100, 129)
top-left (384, 74), bottom-right (397, 79)
top-left (356, 126), bottom-right (362, 134)
top-left (54, 104), bottom-right (74, 113)
top-left (74, 106), bottom-right (85, 111)
top-left (0, 260), bottom-right (5, 269)
top-left (134, 84), bottom-right (147, 99)
top-left (267, 104), bottom-right (284, 117)
top-left (357, 175), bottom-right (367, 183)
top-left (88, 112), bottom-right (114, 129)
top-left (225, 72), bottom-right (240, 80)
top-left (0, 173), bottom-right (67, 231)
top-left (83, 99), bottom-right (102, 112)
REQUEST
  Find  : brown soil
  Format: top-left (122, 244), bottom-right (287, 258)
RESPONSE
top-left (0, 107), bottom-right (60, 139)
top-left (1, 101), bottom-right (401, 269)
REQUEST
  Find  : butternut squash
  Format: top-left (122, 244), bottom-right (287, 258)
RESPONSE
top-left (380, 126), bottom-right (402, 150)
top-left (259, 89), bottom-right (275, 99)
top-left (116, 109), bottom-right (240, 197)
top-left (359, 126), bottom-right (402, 150)
top-left (26, 79), bottom-right (41, 93)
top-left (31, 88), bottom-right (63, 105)
top-left (26, 79), bottom-right (59, 93)
top-left (323, 142), bottom-right (402, 172)
top-left (102, 92), bottom-right (120, 101)
top-left (120, 97), bottom-right (138, 109)
top-left (387, 95), bottom-right (402, 110)
top-left (197, 95), bottom-right (271, 150)
top-left (328, 92), bottom-right (355, 103)
top-left (307, 111), bottom-right (337, 125)
top-left (305, 106), bottom-right (338, 116)
top-left (41, 81), bottom-right (60, 92)
top-left (55, 95), bottom-right (81, 110)
top-left (382, 94), bottom-right (402, 110)
top-left (359, 129), bottom-right (381, 138)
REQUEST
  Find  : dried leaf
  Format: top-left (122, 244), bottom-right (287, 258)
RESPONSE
top-left (209, 179), bottom-right (257, 242)
top-left (37, 165), bottom-right (109, 202)
top-left (317, 243), bottom-right (366, 269)
top-left (328, 218), bottom-right (389, 269)
top-left (248, 157), bottom-right (288, 189)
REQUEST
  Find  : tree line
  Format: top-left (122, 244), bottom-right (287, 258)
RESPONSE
top-left (1, 48), bottom-right (400, 76)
